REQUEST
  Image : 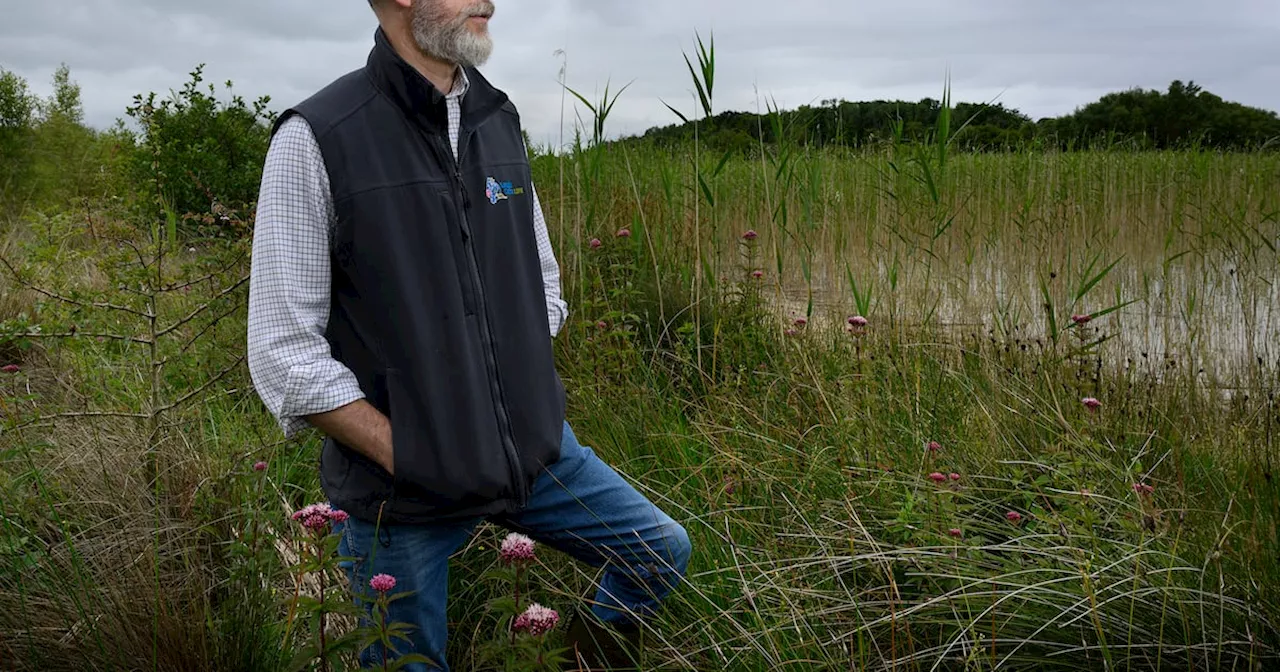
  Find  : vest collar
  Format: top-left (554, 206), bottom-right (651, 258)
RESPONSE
top-left (364, 27), bottom-right (509, 134)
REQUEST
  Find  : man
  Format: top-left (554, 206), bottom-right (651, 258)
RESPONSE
top-left (245, 0), bottom-right (692, 669)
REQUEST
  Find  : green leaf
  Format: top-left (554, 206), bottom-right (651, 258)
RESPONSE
top-left (712, 150), bottom-right (733, 178)
top-left (285, 644), bottom-right (320, 672)
top-left (1075, 254), bottom-right (1125, 302)
top-left (661, 100), bottom-right (690, 124)
top-left (389, 654), bottom-right (438, 670)
top-left (486, 596), bottom-right (518, 615)
top-left (697, 173), bottom-right (715, 207)
top-left (165, 207), bottom-right (178, 248)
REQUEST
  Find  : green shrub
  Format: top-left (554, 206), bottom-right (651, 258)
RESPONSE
top-left (125, 65), bottom-right (274, 228)
top-left (0, 67), bottom-right (37, 209)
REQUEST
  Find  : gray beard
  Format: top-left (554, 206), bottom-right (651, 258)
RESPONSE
top-left (411, 0), bottom-right (495, 68)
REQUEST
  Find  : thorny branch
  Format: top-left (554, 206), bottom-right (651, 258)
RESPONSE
top-left (0, 253), bottom-right (151, 320)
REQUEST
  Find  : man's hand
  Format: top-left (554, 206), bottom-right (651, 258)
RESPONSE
top-left (306, 400), bottom-right (394, 476)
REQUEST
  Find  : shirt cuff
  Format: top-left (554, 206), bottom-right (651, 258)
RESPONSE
top-left (277, 359), bottom-right (366, 438)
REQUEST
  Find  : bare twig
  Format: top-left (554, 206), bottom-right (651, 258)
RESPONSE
top-left (9, 332), bottom-right (152, 346)
top-left (154, 356), bottom-right (246, 414)
top-left (4, 410), bottom-right (150, 433)
top-left (155, 273), bottom-right (250, 339)
top-left (177, 302), bottom-right (243, 355)
top-left (0, 253), bottom-right (151, 320)
top-left (163, 253), bottom-right (249, 293)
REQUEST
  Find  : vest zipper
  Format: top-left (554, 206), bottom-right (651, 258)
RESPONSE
top-left (429, 132), bottom-right (528, 510)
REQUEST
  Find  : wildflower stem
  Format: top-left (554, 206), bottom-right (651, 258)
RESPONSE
top-left (317, 536), bottom-right (328, 672)
top-left (380, 596), bottom-right (389, 672)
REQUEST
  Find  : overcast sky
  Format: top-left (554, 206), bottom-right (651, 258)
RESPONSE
top-left (2, 0), bottom-right (1278, 149)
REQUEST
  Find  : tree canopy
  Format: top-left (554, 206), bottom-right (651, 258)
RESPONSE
top-left (626, 80), bottom-right (1280, 153)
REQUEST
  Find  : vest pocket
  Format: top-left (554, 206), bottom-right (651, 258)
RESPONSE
top-left (384, 332), bottom-right (512, 510)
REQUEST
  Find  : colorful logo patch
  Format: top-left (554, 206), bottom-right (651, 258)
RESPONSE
top-left (485, 176), bottom-right (525, 204)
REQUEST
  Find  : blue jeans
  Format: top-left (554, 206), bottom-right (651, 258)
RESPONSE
top-left (333, 421), bottom-right (692, 670)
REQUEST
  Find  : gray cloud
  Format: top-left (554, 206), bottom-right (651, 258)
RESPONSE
top-left (1, 0), bottom-right (1277, 148)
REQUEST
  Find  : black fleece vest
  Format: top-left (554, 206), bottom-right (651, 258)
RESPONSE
top-left (272, 29), bottom-right (565, 524)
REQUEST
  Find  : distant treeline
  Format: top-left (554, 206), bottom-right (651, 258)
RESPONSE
top-left (626, 81), bottom-right (1280, 153)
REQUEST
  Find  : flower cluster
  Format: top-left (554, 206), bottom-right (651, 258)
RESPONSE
top-left (512, 603), bottom-right (559, 637)
top-left (1082, 397), bottom-right (1102, 411)
top-left (1, 364), bottom-right (20, 374)
top-left (1072, 314), bottom-right (1092, 326)
top-left (500, 532), bottom-right (536, 565)
top-left (370, 573), bottom-right (397, 594)
top-left (1132, 482), bottom-right (1155, 496)
top-left (291, 503), bottom-right (349, 531)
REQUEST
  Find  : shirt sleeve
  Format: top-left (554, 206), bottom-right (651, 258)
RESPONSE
top-left (247, 115), bottom-right (365, 438)
top-left (530, 182), bottom-right (569, 338)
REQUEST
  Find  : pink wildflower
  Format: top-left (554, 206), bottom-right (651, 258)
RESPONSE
top-left (1133, 483), bottom-right (1155, 496)
top-left (1006, 511), bottom-right (1023, 524)
top-left (253, 461), bottom-right (268, 472)
top-left (512, 603), bottom-right (559, 636)
top-left (1, 364), bottom-right (19, 374)
top-left (950, 473), bottom-right (961, 482)
top-left (794, 317), bottom-right (807, 327)
top-left (743, 230), bottom-right (759, 241)
top-left (596, 320), bottom-right (608, 330)
top-left (370, 573), bottom-right (397, 594)
top-left (785, 328), bottom-right (799, 337)
top-left (589, 238), bottom-right (602, 249)
top-left (948, 528), bottom-right (963, 538)
top-left (929, 472), bottom-right (947, 484)
top-left (1072, 314), bottom-right (1092, 325)
top-left (1082, 397), bottom-right (1102, 411)
top-left (848, 316), bottom-right (868, 331)
top-left (751, 270), bottom-right (764, 279)
top-left (927, 441), bottom-right (942, 453)
top-left (291, 503), bottom-right (347, 531)
top-left (615, 228), bottom-right (631, 238)
top-left (500, 532), bottom-right (536, 564)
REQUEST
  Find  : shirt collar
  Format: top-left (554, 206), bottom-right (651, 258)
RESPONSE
top-left (447, 66), bottom-right (470, 100)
